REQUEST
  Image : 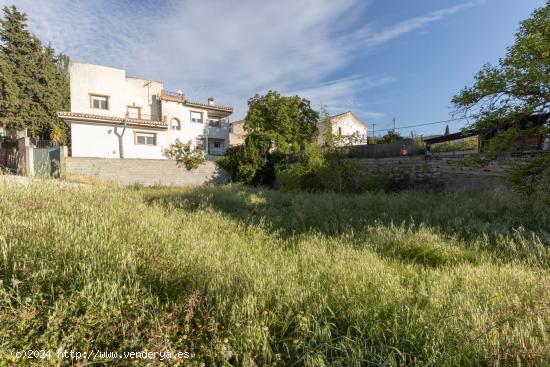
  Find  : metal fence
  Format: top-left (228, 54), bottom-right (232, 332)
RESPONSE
top-left (32, 139), bottom-right (59, 149)
top-left (32, 140), bottom-right (61, 176)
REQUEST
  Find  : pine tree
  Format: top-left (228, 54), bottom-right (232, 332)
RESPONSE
top-left (0, 45), bottom-right (21, 128)
top-left (35, 43), bottom-right (70, 141)
top-left (0, 5), bottom-right (69, 142)
top-left (0, 6), bottom-right (37, 131)
top-left (444, 124), bottom-right (450, 135)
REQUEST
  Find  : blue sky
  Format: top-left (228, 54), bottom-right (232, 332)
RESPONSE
top-left (1, 0), bottom-right (546, 136)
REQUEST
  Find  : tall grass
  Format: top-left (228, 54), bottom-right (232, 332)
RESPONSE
top-left (0, 180), bottom-right (549, 366)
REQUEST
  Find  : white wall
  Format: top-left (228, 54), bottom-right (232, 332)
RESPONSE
top-left (71, 123), bottom-right (169, 159)
top-left (317, 112), bottom-right (368, 145)
top-left (70, 60), bottom-right (163, 118)
top-left (331, 112), bottom-right (368, 138)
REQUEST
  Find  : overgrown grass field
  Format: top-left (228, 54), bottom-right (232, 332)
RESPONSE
top-left (1, 180), bottom-right (549, 366)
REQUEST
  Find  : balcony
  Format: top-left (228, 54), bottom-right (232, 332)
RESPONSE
top-left (208, 118), bottom-right (225, 128)
top-left (160, 90), bottom-right (186, 103)
top-left (125, 112), bottom-right (166, 127)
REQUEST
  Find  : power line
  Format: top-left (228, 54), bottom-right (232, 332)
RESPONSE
top-left (372, 116), bottom-right (473, 134)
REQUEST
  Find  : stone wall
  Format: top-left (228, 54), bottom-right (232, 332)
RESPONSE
top-left (352, 154), bottom-right (522, 190)
top-left (64, 157), bottom-right (227, 186)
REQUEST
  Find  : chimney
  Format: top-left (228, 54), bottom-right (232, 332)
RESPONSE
top-left (208, 96), bottom-right (215, 106)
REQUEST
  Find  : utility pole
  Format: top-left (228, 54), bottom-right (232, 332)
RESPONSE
top-left (372, 123), bottom-right (375, 143)
top-left (392, 117), bottom-right (396, 132)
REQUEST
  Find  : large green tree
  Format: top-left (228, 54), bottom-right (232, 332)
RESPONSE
top-left (0, 5), bottom-right (69, 141)
top-left (245, 90), bottom-right (319, 153)
top-left (218, 90), bottom-right (319, 186)
top-left (453, 2), bottom-right (550, 195)
top-left (452, 2), bottom-right (549, 152)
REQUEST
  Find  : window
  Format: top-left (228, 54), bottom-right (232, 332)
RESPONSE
top-left (90, 94), bottom-right (109, 110)
top-left (209, 119), bottom-right (221, 127)
top-left (208, 139), bottom-right (225, 155)
top-left (127, 106), bottom-right (141, 119)
top-left (190, 111), bottom-right (203, 123)
top-left (171, 118), bottom-right (181, 130)
top-left (135, 132), bottom-right (156, 146)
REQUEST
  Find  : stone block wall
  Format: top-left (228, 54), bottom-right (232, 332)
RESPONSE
top-left (352, 155), bottom-right (522, 190)
top-left (65, 157), bottom-right (227, 186)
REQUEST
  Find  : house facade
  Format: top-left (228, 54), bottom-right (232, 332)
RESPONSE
top-left (317, 111), bottom-right (368, 146)
top-left (58, 61), bottom-right (233, 159)
top-left (228, 119), bottom-right (247, 146)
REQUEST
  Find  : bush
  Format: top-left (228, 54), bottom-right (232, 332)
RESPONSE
top-left (278, 152), bottom-right (415, 194)
top-left (163, 139), bottom-right (206, 170)
top-left (508, 153), bottom-right (550, 196)
top-left (431, 136), bottom-right (478, 153)
top-left (216, 133), bottom-right (284, 187)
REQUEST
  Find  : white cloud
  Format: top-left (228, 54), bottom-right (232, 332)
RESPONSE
top-left (358, 1), bottom-right (484, 48)
top-left (1, 0), bottom-right (480, 120)
top-left (289, 75), bottom-right (395, 121)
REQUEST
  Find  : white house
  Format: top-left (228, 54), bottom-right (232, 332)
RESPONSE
top-left (317, 111), bottom-right (368, 145)
top-left (58, 60), bottom-right (233, 159)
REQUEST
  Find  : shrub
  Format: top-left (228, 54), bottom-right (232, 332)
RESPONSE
top-left (163, 139), bottom-right (206, 170)
top-left (508, 153), bottom-right (550, 196)
top-left (216, 133), bottom-right (284, 186)
top-left (278, 154), bottom-right (414, 194)
top-left (431, 136), bottom-right (478, 153)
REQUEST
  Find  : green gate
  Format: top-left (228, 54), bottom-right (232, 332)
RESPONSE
top-left (33, 141), bottom-right (60, 176)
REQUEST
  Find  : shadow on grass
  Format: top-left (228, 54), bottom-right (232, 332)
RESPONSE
top-left (143, 185), bottom-right (550, 267)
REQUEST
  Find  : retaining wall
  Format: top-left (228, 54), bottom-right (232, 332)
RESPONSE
top-left (352, 155), bottom-right (523, 190)
top-left (65, 157), bottom-right (228, 186)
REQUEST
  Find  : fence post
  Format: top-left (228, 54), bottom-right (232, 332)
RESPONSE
top-left (17, 137), bottom-right (34, 176)
top-left (59, 145), bottom-right (68, 177)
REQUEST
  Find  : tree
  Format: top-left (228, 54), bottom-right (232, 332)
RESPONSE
top-left (218, 90), bottom-right (320, 186)
top-left (216, 134), bottom-right (275, 184)
top-left (380, 130), bottom-right (404, 143)
top-left (444, 125), bottom-right (450, 136)
top-left (452, 2), bottom-right (549, 154)
top-left (0, 5), bottom-right (36, 130)
top-left (0, 5), bottom-right (69, 141)
top-left (163, 139), bottom-right (206, 170)
top-left (35, 44), bottom-right (70, 141)
top-left (245, 90), bottom-right (319, 153)
top-left (452, 1), bottom-right (550, 195)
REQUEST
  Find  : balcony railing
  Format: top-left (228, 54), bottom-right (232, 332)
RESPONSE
top-left (125, 113), bottom-right (167, 128)
top-left (125, 112), bottom-right (165, 122)
top-left (207, 118), bottom-right (229, 128)
top-left (160, 90), bottom-right (186, 103)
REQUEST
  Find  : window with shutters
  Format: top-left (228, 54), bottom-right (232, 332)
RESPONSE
top-left (135, 132), bottom-right (157, 146)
